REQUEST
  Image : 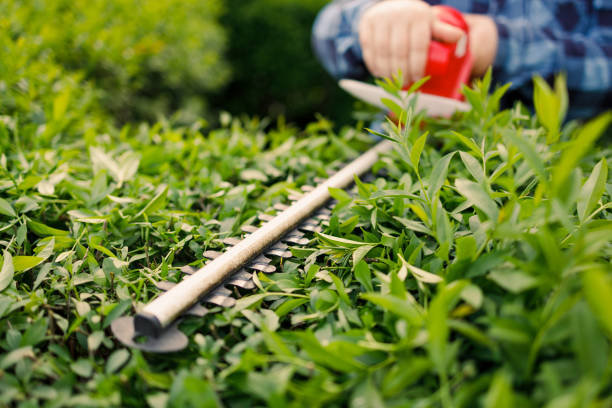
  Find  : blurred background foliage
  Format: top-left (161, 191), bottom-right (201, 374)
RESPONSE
top-left (0, 0), bottom-right (351, 128)
top-left (211, 0), bottom-right (352, 126)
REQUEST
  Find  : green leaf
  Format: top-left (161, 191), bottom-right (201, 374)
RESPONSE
top-left (71, 359), bottom-right (93, 378)
top-left (583, 268), bottom-right (612, 339)
top-left (361, 293), bottom-right (424, 326)
top-left (455, 179), bottom-right (499, 221)
top-left (329, 273), bottom-right (351, 305)
top-left (488, 269), bottom-right (539, 294)
top-left (316, 232), bottom-right (367, 248)
top-left (459, 151), bottom-right (486, 186)
top-left (503, 130), bottom-right (547, 184)
top-left (354, 260), bottom-right (373, 292)
top-left (382, 358), bottom-right (431, 397)
top-left (460, 284), bottom-right (483, 309)
top-left (328, 187), bottom-right (352, 203)
top-left (13, 256), bottom-right (44, 272)
top-left (448, 319), bottom-right (495, 349)
top-left (381, 97), bottom-right (403, 119)
top-left (369, 190), bottom-right (420, 200)
top-left (352, 244), bottom-right (374, 266)
top-left (533, 75), bottom-right (567, 144)
top-left (27, 220), bottom-right (69, 237)
top-left (577, 158), bottom-right (607, 223)
top-left (136, 185), bottom-right (169, 217)
top-left (405, 76), bottom-right (430, 93)
top-left (304, 264), bottom-right (319, 287)
top-left (399, 253), bottom-right (442, 284)
top-left (240, 169), bottom-right (268, 182)
top-left (87, 331), bottom-right (105, 352)
top-left (484, 370), bottom-right (514, 408)
top-left (428, 152), bottom-right (455, 199)
top-left (350, 378), bottom-right (385, 408)
top-left (365, 127), bottom-right (396, 142)
top-left (106, 349), bottom-right (130, 374)
top-left (275, 298), bottom-right (308, 317)
top-left (103, 299), bottom-right (132, 329)
top-left (455, 235), bottom-right (477, 260)
top-left (0, 347), bottom-right (34, 370)
top-left (375, 78), bottom-right (400, 98)
top-left (553, 112), bottom-right (612, 194)
top-left (410, 132), bottom-right (427, 172)
top-left (0, 198), bottom-right (17, 218)
top-left (427, 280), bottom-right (469, 373)
top-left (394, 217), bottom-right (432, 235)
top-left (451, 131), bottom-right (481, 158)
top-left (52, 89), bottom-right (71, 121)
top-left (294, 331), bottom-right (365, 372)
top-left (0, 251), bottom-right (14, 292)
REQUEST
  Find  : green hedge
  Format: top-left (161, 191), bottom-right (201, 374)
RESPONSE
top-left (0, 0), bottom-right (353, 127)
top-left (0, 0), bottom-right (229, 124)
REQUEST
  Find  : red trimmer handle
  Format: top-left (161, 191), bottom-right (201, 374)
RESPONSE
top-left (405, 5), bottom-right (473, 101)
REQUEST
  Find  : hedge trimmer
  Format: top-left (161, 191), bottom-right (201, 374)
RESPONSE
top-left (112, 141), bottom-right (393, 352)
top-left (112, 5), bottom-right (472, 352)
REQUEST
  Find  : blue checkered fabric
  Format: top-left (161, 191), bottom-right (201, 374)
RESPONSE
top-left (312, 0), bottom-right (612, 119)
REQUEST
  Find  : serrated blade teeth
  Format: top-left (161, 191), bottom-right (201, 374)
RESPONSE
top-left (266, 242), bottom-right (292, 258)
top-left (204, 295), bottom-right (235, 308)
top-left (282, 231), bottom-right (310, 245)
top-left (258, 214), bottom-right (275, 222)
top-left (155, 281), bottom-right (177, 291)
top-left (185, 304), bottom-right (209, 317)
top-left (283, 237), bottom-right (309, 245)
top-left (222, 237), bottom-right (241, 246)
top-left (247, 255), bottom-right (275, 273)
top-left (252, 255), bottom-right (271, 264)
top-left (316, 215), bottom-right (330, 224)
top-left (180, 265), bottom-right (198, 275)
top-left (298, 223), bottom-right (322, 233)
top-left (317, 208), bottom-right (332, 216)
top-left (203, 250), bottom-right (223, 259)
top-left (247, 263), bottom-right (276, 273)
top-left (266, 248), bottom-right (292, 258)
top-left (241, 225), bottom-right (258, 233)
top-left (203, 286), bottom-right (236, 307)
top-left (273, 203), bottom-right (289, 211)
top-left (226, 270), bottom-right (256, 289)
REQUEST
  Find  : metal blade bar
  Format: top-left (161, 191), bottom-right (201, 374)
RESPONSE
top-left (133, 140), bottom-right (393, 336)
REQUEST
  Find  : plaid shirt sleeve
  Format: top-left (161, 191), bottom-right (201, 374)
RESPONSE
top-left (492, 1), bottom-right (612, 118)
top-left (311, 0), bottom-right (377, 79)
top-left (312, 0), bottom-right (612, 119)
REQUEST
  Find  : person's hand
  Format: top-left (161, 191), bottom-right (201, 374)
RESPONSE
top-left (358, 0), bottom-right (465, 84)
top-left (463, 13), bottom-right (498, 77)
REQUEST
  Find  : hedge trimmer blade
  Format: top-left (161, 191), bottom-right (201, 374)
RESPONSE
top-left (111, 140), bottom-right (393, 352)
top-left (339, 79), bottom-right (470, 118)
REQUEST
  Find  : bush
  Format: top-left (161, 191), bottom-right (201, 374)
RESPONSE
top-left (1, 66), bottom-right (610, 405)
top-left (213, 0), bottom-right (354, 125)
top-left (0, 0), bottom-right (229, 123)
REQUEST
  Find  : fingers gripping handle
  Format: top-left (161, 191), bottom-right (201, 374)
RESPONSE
top-left (414, 6), bottom-right (473, 101)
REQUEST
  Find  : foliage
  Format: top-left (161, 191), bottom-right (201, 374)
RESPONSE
top-left (212, 0), bottom-right (354, 126)
top-left (0, 0), bottom-right (229, 123)
top-left (1, 7), bottom-right (611, 401)
top-left (0, 111), bottom-right (372, 406)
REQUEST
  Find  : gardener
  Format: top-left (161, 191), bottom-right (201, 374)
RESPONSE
top-left (312, 0), bottom-right (612, 119)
